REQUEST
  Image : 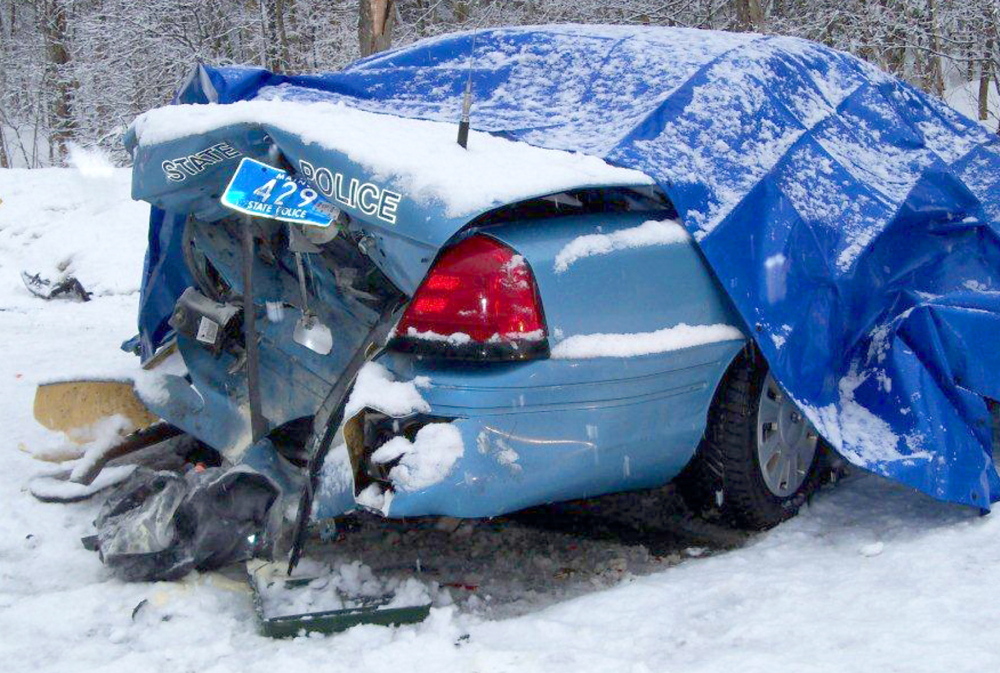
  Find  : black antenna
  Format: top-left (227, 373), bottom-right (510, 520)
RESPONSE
top-left (457, 31), bottom-right (478, 149)
top-left (457, 77), bottom-right (472, 149)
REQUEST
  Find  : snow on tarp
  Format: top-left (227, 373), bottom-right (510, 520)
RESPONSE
top-left (133, 25), bottom-right (1000, 508)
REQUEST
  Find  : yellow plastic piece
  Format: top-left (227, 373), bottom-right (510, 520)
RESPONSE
top-left (33, 380), bottom-right (158, 444)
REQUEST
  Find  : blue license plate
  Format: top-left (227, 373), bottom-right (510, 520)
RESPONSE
top-left (221, 157), bottom-right (336, 227)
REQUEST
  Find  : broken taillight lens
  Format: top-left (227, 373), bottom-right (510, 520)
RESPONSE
top-left (389, 235), bottom-right (548, 360)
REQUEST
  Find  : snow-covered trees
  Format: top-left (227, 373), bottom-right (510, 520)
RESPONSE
top-left (0, 0), bottom-right (997, 167)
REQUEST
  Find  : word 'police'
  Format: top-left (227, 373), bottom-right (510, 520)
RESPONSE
top-left (298, 160), bottom-right (401, 225)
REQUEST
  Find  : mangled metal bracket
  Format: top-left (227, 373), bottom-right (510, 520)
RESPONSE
top-left (21, 271), bottom-right (92, 302)
top-left (288, 225), bottom-right (334, 355)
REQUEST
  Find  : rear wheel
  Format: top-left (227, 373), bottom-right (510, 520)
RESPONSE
top-left (677, 348), bottom-right (826, 530)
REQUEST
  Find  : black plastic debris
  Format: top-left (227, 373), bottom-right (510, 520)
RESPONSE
top-left (92, 466), bottom-right (278, 581)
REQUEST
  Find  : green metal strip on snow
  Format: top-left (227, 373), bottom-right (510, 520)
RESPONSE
top-left (248, 567), bottom-right (431, 638)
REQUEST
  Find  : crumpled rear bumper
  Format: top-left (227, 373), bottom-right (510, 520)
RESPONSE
top-left (313, 340), bottom-right (743, 520)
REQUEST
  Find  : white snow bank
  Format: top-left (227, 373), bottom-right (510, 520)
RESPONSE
top-left (553, 218), bottom-right (690, 273)
top-left (130, 100), bottom-right (655, 218)
top-left (344, 361), bottom-right (431, 419)
top-left (551, 323), bottom-right (744, 359)
top-left (0, 167), bottom-right (149, 303)
top-left (372, 422), bottom-right (464, 492)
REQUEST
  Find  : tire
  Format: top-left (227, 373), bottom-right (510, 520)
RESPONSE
top-left (676, 347), bottom-right (826, 530)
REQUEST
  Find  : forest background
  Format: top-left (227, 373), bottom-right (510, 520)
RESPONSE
top-left (1, 0), bottom-right (997, 167)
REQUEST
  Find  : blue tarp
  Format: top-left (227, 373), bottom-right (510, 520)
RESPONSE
top-left (136, 25), bottom-right (1000, 508)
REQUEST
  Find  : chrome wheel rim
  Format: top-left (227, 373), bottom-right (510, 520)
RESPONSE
top-left (756, 372), bottom-right (818, 498)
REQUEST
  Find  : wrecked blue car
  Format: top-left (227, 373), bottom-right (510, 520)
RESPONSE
top-left (97, 24), bottom-right (1000, 576)
top-left (128, 114), bottom-right (775, 529)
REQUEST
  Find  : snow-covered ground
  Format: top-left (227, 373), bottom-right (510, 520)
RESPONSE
top-left (3, 165), bottom-right (1000, 673)
top-left (944, 79), bottom-right (1000, 133)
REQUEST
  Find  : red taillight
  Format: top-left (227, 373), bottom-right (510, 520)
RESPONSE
top-left (390, 235), bottom-right (548, 360)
